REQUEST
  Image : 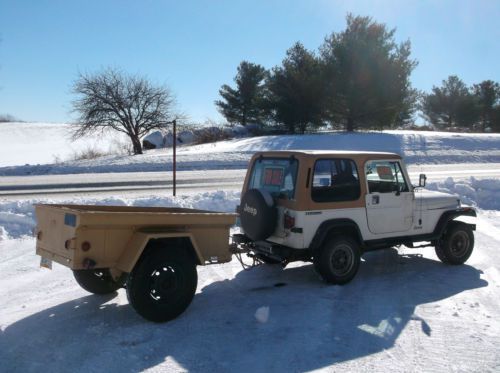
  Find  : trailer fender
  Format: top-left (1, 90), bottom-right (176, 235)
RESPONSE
top-left (116, 232), bottom-right (202, 273)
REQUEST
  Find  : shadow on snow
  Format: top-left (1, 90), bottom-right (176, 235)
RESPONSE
top-left (0, 249), bottom-right (487, 372)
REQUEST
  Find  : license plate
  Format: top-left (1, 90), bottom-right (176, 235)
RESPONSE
top-left (40, 257), bottom-right (53, 270)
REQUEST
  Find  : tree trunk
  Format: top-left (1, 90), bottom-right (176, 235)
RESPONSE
top-left (242, 107), bottom-right (247, 126)
top-left (130, 135), bottom-right (143, 155)
top-left (346, 116), bottom-right (354, 132)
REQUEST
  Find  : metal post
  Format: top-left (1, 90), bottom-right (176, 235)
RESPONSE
top-left (173, 119), bottom-right (176, 196)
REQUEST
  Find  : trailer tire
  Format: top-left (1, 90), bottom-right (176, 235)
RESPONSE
top-left (126, 247), bottom-right (197, 323)
top-left (73, 269), bottom-right (123, 294)
top-left (435, 221), bottom-right (474, 265)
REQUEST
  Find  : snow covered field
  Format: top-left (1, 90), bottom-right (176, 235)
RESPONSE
top-left (1, 123), bottom-right (500, 371)
top-left (1, 123), bottom-right (500, 176)
top-left (0, 122), bottom-right (127, 168)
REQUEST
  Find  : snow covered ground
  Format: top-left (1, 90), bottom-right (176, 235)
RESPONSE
top-left (1, 124), bottom-right (499, 371)
top-left (0, 178), bottom-right (500, 371)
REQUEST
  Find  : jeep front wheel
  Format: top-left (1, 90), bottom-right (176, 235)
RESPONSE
top-left (314, 236), bottom-right (361, 285)
top-left (435, 222), bottom-right (474, 265)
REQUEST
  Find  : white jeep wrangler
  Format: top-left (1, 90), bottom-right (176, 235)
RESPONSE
top-left (235, 150), bottom-right (476, 284)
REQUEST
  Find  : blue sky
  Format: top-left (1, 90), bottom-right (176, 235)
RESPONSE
top-left (0, 0), bottom-right (499, 123)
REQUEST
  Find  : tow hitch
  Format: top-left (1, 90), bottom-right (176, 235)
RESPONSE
top-left (230, 234), bottom-right (286, 270)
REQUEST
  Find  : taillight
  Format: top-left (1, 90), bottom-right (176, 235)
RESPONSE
top-left (81, 241), bottom-right (91, 252)
top-left (284, 212), bottom-right (295, 229)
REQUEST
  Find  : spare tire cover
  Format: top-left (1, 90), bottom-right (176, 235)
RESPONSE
top-left (240, 189), bottom-right (277, 241)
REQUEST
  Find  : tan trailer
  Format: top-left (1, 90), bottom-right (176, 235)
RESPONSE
top-left (35, 204), bottom-right (237, 322)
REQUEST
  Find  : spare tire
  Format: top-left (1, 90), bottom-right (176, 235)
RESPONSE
top-left (240, 189), bottom-right (277, 241)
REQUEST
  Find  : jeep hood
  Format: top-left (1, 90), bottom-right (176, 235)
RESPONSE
top-left (415, 189), bottom-right (460, 210)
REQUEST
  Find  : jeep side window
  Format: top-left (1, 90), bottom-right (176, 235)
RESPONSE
top-left (365, 160), bottom-right (409, 194)
top-left (311, 159), bottom-right (361, 202)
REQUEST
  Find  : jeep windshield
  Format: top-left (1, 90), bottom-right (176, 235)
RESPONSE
top-left (248, 157), bottom-right (299, 199)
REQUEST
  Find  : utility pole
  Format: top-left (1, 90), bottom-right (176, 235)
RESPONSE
top-left (173, 119), bottom-right (177, 196)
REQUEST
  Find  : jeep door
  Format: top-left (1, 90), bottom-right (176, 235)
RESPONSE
top-left (364, 159), bottom-right (414, 234)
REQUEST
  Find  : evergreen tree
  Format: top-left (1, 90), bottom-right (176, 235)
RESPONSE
top-left (265, 42), bottom-right (325, 134)
top-left (422, 75), bottom-right (478, 129)
top-left (320, 14), bottom-right (418, 131)
top-left (395, 88), bottom-right (421, 128)
top-left (472, 80), bottom-right (500, 132)
top-left (492, 106), bottom-right (500, 133)
top-left (215, 61), bottom-right (267, 126)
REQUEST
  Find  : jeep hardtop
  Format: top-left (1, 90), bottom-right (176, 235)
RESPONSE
top-left (235, 150), bottom-right (476, 284)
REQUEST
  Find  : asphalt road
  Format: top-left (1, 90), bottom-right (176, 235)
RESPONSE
top-left (0, 163), bottom-right (499, 199)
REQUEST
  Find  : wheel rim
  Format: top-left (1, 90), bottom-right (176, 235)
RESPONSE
top-left (450, 231), bottom-right (470, 257)
top-left (93, 270), bottom-right (106, 279)
top-left (330, 244), bottom-right (354, 276)
top-left (148, 265), bottom-right (183, 302)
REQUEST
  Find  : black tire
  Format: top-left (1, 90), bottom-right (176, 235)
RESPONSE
top-left (435, 222), bottom-right (474, 265)
top-left (73, 269), bottom-right (123, 295)
top-left (126, 247), bottom-right (198, 323)
top-left (314, 236), bottom-right (361, 285)
top-left (239, 188), bottom-right (277, 241)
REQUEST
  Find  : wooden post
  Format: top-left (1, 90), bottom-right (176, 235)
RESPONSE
top-left (173, 119), bottom-right (177, 196)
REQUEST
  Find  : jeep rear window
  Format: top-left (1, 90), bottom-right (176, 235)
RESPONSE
top-left (248, 157), bottom-right (299, 199)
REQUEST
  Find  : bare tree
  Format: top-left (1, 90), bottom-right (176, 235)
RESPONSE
top-left (71, 68), bottom-right (178, 155)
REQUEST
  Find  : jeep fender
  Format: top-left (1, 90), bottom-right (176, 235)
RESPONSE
top-left (116, 232), bottom-right (201, 273)
top-left (433, 207), bottom-right (477, 237)
top-left (309, 219), bottom-right (364, 253)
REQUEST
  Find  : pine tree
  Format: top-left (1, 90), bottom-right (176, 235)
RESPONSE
top-left (215, 61), bottom-right (268, 126)
top-left (320, 14), bottom-right (418, 131)
top-left (492, 106), bottom-right (500, 133)
top-left (473, 80), bottom-right (500, 132)
top-left (422, 75), bottom-right (478, 129)
top-left (265, 42), bottom-right (326, 134)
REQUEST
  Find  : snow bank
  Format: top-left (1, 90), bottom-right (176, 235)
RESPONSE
top-left (0, 191), bottom-right (240, 239)
top-left (427, 177), bottom-right (500, 210)
top-left (1, 176), bottom-right (498, 240)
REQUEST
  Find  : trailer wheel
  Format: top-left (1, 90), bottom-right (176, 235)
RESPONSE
top-left (73, 269), bottom-right (123, 294)
top-left (126, 247), bottom-right (197, 323)
top-left (314, 236), bottom-right (360, 285)
top-left (435, 222), bottom-right (474, 265)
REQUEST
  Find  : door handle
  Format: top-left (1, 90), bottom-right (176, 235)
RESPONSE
top-left (372, 195), bottom-right (380, 205)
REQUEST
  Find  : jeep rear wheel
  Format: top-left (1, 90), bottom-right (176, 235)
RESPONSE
top-left (435, 222), bottom-right (474, 265)
top-left (126, 247), bottom-right (198, 323)
top-left (314, 236), bottom-right (361, 285)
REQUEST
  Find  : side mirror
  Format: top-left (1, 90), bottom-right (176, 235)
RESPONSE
top-left (419, 174), bottom-right (427, 187)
